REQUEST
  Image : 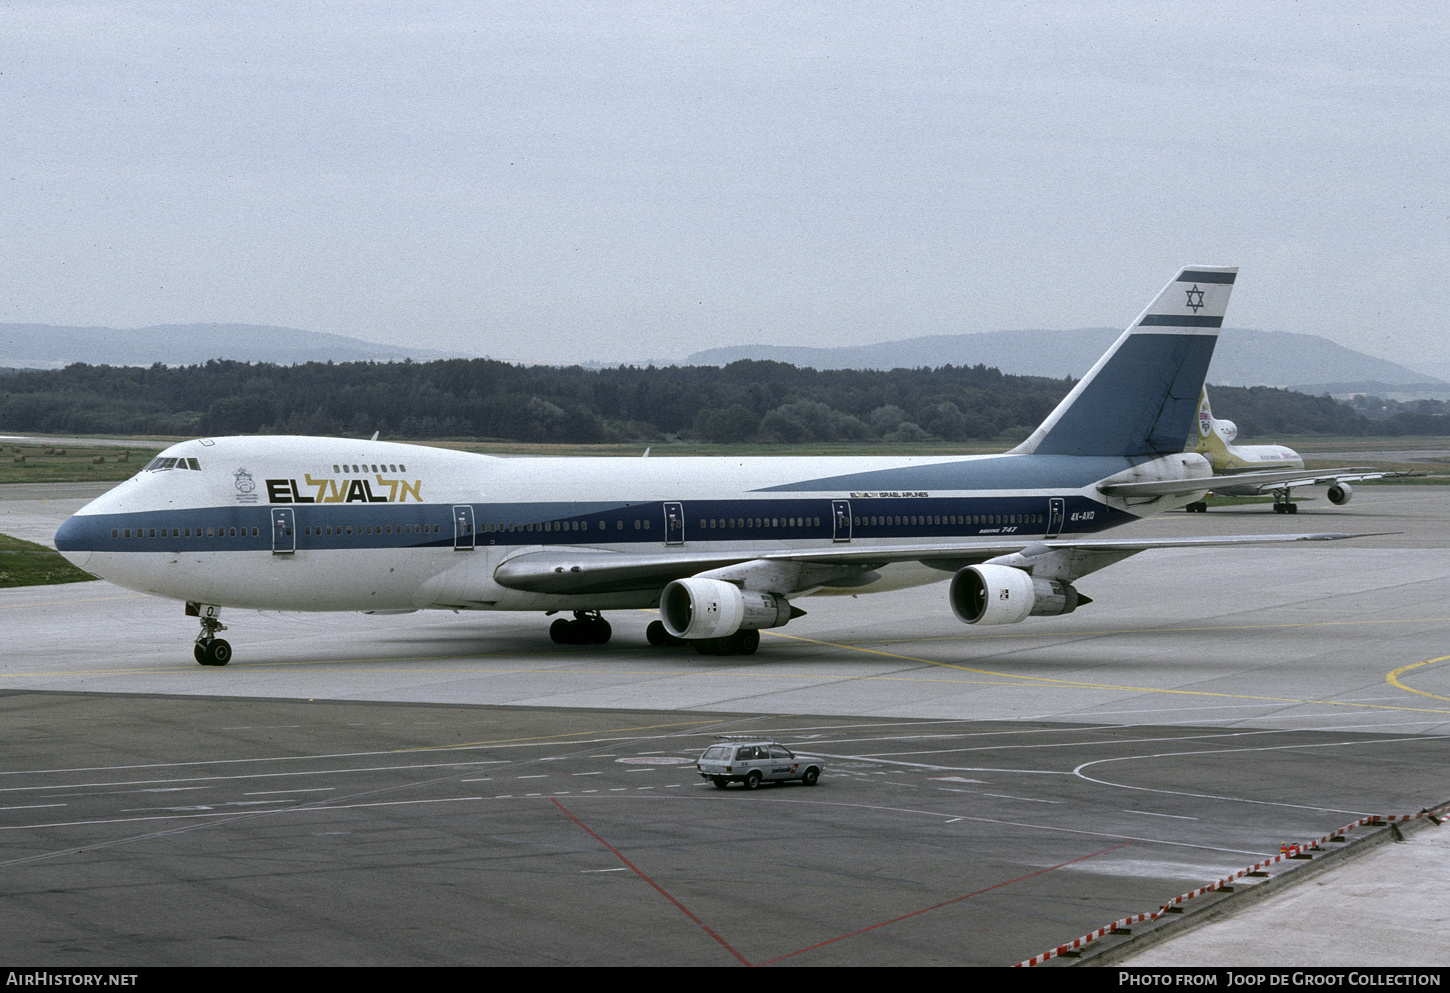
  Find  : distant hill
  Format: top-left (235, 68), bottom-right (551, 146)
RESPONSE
top-left (687, 328), bottom-right (1447, 395)
top-left (0, 323), bottom-right (470, 368)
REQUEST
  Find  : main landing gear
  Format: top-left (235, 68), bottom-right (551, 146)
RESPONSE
top-left (1271, 487), bottom-right (1298, 514)
top-left (549, 611), bottom-right (613, 645)
top-left (646, 621), bottom-right (760, 656)
top-left (187, 602), bottom-right (232, 666)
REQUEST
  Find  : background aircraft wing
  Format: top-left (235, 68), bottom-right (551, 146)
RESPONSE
top-left (1225, 469), bottom-right (1411, 495)
top-left (492, 531), bottom-right (1365, 595)
top-left (1100, 467), bottom-right (1392, 497)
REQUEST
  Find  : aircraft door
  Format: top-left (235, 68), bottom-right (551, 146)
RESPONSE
top-left (453, 505), bottom-right (476, 550)
top-left (832, 500), bottom-right (852, 542)
top-left (1047, 497), bottom-right (1065, 539)
top-left (271, 507), bottom-right (295, 554)
top-left (663, 502), bottom-right (685, 545)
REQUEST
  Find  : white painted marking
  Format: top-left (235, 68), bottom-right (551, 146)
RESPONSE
top-left (1124, 810), bottom-right (1200, 820)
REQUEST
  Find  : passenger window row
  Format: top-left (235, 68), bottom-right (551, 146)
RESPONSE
top-left (699, 517), bottom-right (822, 529)
top-left (478, 519), bottom-right (644, 533)
top-left (332, 463), bottom-right (406, 474)
top-left (854, 514), bottom-right (1044, 527)
top-left (112, 526), bottom-right (255, 538)
top-left (302, 524), bottom-right (442, 537)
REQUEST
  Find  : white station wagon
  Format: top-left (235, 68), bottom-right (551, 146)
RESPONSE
top-left (696, 738), bottom-right (824, 790)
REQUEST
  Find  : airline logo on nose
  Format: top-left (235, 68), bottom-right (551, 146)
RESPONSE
top-left (234, 468), bottom-right (259, 504)
top-left (262, 475), bottom-right (425, 504)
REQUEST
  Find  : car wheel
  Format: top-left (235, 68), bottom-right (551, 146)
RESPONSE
top-left (801, 767), bottom-right (820, 786)
top-left (711, 777), bottom-right (729, 789)
top-left (743, 770), bottom-right (762, 790)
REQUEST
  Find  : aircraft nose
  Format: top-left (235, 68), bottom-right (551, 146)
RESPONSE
top-left (54, 515), bottom-right (93, 569)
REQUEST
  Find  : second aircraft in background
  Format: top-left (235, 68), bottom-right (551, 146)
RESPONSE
top-left (1187, 387), bottom-right (1404, 514)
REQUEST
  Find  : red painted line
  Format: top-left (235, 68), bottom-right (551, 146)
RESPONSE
top-left (551, 798), bottom-right (751, 966)
top-left (757, 840), bottom-right (1134, 966)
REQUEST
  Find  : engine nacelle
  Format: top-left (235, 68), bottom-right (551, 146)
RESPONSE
top-left (1216, 418), bottom-right (1238, 442)
top-left (1328, 482), bottom-right (1353, 505)
top-left (949, 565), bottom-right (1086, 626)
top-left (660, 578), bottom-right (794, 640)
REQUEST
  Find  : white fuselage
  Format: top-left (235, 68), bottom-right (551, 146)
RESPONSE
top-left (54, 435), bottom-right (1196, 614)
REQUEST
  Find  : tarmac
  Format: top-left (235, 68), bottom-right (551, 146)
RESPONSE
top-left (2, 479), bottom-right (1448, 966)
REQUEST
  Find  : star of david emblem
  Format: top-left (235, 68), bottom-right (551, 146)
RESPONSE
top-left (1185, 285), bottom-right (1205, 312)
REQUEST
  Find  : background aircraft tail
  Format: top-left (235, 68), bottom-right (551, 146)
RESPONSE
top-left (1194, 387), bottom-right (1236, 467)
top-left (1011, 266), bottom-right (1236, 458)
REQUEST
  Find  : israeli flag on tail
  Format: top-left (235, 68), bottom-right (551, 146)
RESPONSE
top-left (1011, 266), bottom-right (1237, 459)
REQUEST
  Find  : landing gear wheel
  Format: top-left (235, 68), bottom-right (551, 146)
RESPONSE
top-left (1186, 501), bottom-right (1207, 513)
top-left (550, 613), bottom-right (613, 645)
top-left (190, 604), bottom-right (230, 665)
top-left (196, 639), bottom-right (231, 666)
top-left (647, 620), bottom-right (674, 646)
top-left (743, 770), bottom-right (762, 790)
top-left (691, 630), bottom-right (760, 656)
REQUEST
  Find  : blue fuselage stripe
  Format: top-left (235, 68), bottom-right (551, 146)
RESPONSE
top-left (55, 494), bottom-right (1130, 553)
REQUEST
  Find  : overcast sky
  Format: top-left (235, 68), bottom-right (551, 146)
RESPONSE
top-left (3, 2), bottom-right (1447, 370)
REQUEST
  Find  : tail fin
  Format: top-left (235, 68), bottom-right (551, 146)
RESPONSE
top-left (1010, 266), bottom-right (1236, 457)
top-left (1193, 387), bottom-right (1231, 468)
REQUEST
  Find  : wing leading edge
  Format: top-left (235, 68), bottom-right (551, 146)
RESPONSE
top-left (493, 530), bottom-right (1365, 596)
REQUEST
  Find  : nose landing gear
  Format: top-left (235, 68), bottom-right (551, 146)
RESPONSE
top-left (187, 602), bottom-right (232, 666)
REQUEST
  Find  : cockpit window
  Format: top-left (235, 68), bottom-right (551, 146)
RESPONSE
top-left (142, 456), bottom-right (201, 471)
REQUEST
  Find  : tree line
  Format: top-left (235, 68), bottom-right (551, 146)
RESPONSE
top-left (0, 358), bottom-right (1442, 443)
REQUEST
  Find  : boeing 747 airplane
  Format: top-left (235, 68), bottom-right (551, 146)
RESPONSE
top-left (54, 266), bottom-right (1361, 665)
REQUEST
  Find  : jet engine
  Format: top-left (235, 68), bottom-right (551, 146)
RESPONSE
top-left (1328, 482), bottom-right (1353, 505)
top-left (949, 565), bottom-right (1087, 626)
top-left (660, 578), bottom-right (795, 640)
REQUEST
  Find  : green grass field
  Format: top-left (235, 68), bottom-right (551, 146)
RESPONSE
top-left (0, 534), bottom-right (97, 588)
top-left (0, 441), bottom-right (164, 484)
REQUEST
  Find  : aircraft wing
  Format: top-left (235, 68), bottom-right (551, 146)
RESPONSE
top-left (1211, 469), bottom-right (1409, 496)
top-left (1100, 467), bottom-right (1396, 498)
top-left (492, 531), bottom-right (1364, 596)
